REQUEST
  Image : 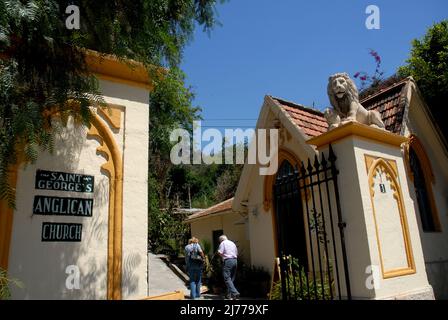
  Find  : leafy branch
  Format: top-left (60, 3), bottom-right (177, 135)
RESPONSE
top-left (354, 49), bottom-right (384, 92)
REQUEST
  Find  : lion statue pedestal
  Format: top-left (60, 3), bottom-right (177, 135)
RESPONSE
top-left (324, 73), bottom-right (385, 131)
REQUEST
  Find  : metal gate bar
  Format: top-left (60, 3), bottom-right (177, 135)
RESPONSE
top-left (273, 145), bottom-right (351, 300)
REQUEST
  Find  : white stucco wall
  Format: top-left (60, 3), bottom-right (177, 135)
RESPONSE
top-left (189, 211), bottom-right (251, 264)
top-left (324, 135), bottom-right (433, 299)
top-left (245, 111), bottom-right (313, 275)
top-left (8, 78), bottom-right (149, 299)
top-left (9, 117), bottom-right (110, 299)
top-left (247, 188), bottom-right (276, 273)
top-left (98, 80), bottom-right (149, 300)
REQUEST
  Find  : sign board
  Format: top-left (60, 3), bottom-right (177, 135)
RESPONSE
top-left (35, 170), bottom-right (94, 193)
top-left (33, 195), bottom-right (93, 217)
top-left (41, 222), bottom-right (82, 242)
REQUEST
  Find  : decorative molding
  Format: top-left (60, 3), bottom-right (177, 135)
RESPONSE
top-left (365, 155), bottom-right (416, 279)
top-left (403, 135), bottom-right (434, 183)
top-left (87, 108), bottom-right (124, 300)
top-left (84, 49), bottom-right (152, 90)
top-left (274, 119), bottom-right (292, 145)
top-left (307, 121), bottom-right (409, 149)
top-left (97, 105), bottom-right (122, 130)
top-left (0, 105), bottom-right (124, 278)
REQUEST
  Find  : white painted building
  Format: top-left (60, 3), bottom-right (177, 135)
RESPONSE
top-left (230, 77), bottom-right (448, 299)
top-left (0, 51), bottom-right (150, 299)
top-left (185, 198), bottom-right (251, 265)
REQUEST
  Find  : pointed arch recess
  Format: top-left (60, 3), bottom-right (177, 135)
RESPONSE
top-left (366, 156), bottom-right (416, 279)
top-left (87, 107), bottom-right (123, 300)
top-left (0, 105), bottom-right (124, 299)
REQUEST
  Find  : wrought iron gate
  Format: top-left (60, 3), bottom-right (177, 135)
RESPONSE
top-left (273, 145), bottom-right (351, 300)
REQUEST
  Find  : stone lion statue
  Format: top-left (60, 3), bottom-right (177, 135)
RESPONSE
top-left (324, 73), bottom-right (385, 130)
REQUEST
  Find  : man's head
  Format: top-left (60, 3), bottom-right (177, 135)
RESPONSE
top-left (219, 235), bottom-right (228, 242)
top-left (192, 237), bottom-right (199, 243)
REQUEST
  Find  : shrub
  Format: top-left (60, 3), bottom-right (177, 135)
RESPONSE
top-left (0, 267), bottom-right (22, 300)
top-left (236, 263), bottom-right (271, 298)
top-left (269, 257), bottom-right (334, 300)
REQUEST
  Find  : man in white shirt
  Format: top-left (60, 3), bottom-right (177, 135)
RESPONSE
top-left (217, 235), bottom-right (240, 299)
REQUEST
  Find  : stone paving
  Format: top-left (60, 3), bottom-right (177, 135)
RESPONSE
top-left (147, 252), bottom-right (262, 300)
top-left (148, 252), bottom-right (189, 297)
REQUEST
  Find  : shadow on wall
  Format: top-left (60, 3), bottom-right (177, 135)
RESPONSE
top-left (9, 116), bottom-right (140, 299)
top-left (122, 253), bottom-right (142, 298)
top-left (426, 262), bottom-right (448, 300)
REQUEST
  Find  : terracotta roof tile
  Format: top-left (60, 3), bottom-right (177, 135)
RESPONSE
top-left (185, 198), bottom-right (233, 222)
top-left (272, 97), bottom-right (328, 137)
top-left (361, 80), bottom-right (408, 134)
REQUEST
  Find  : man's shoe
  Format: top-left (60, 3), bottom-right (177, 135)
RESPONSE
top-left (224, 294), bottom-right (232, 300)
top-left (232, 293), bottom-right (240, 300)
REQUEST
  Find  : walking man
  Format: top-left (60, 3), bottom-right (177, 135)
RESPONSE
top-left (217, 235), bottom-right (240, 299)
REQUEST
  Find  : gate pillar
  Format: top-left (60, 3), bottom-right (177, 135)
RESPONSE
top-left (307, 121), bottom-right (434, 300)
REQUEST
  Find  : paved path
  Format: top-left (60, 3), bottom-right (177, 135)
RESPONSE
top-left (147, 252), bottom-right (255, 300)
top-left (148, 252), bottom-right (189, 297)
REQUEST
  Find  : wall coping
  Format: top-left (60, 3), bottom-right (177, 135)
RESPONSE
top-left (84, 50), bottom-right (153, 90)
top-left (307, 121), bottom-right (409, 149)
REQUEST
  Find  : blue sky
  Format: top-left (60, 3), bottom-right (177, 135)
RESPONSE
top-left (181, 0), bottom-right (448, 131)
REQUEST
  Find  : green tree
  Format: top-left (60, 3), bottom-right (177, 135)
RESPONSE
top-left (0, 0), bottom-right (225, 207)
top-left (147, 67), bottom-right (200, 254)
top-left (398, 20), bottom-right (448, 140)
top-left (148, 138), bottom-right (247, 253)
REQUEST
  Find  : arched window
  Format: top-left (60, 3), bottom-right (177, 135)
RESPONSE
top-left (273, 159), bottom-right (308, 269)
top-left (263, 148), bottom-right (300, 212)
top-left (406, 135), bottom-right (441, 232)
top-left (277, 159), bottom-right (294, 177)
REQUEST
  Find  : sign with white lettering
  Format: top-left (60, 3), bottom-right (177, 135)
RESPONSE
top-left (41, 222), bottom-right (82, 242)
top-left (33, 196), bottom-right (93, 217)
top-left (35, 170), bottom-right (94, 193)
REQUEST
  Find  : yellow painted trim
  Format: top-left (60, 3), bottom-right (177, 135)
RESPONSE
top-left (307, 121), bottom-right (409, 149)
top-left (97, 104), bottom-right (122, 130)
top-left (3, 49), bottom-right (154, 90)
top-left (404, 135), bottom-right (434, 183)
top-left (263, 148), bottom-right (301, 212)
top-left (0, 164), bottom-right (19, 271)
top-left (365, 155), bottom-right (416, 279)
top-left (403, 135), bottom-right (441, 232)
top-left (84, 50), bottom-right (153, 90)
top-left (87, 108), bottom-right (124, 300)
top-left (143, 290), bottom-right (185, 300)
